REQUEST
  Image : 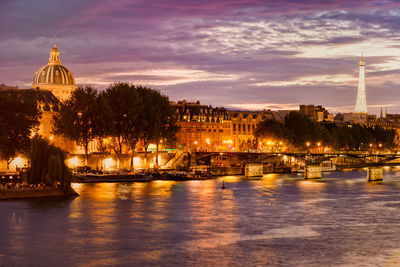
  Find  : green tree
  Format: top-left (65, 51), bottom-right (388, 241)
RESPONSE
top-left (53, 86), bottom-right (103, 165)
top-left (255, 119), bottom-right (286, 140)
top-left (29, 137), bottom-right (72, 191)
top-left (103, 83), bottom-right (143, 169)
top-left (138, 87), bottom-right (180, 168)
top-left (0, 95), bottom-right (41, 168)
top-left (284, 111), bottom-right (326, 147)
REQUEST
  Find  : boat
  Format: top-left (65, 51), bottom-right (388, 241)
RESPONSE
top-left (292, 160), bottom-right (336, 173)
top-left (320, 160), bottom-right (336, 172)
top-left (161, 171), bottom-right (189, 181)
top-left (159, 168), bottom-right (212, 181)
top-left (187, 166), bottom-right (213, 180)
top-left (74, 172), bottom-right (152, 183)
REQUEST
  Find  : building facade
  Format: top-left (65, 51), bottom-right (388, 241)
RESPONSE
top-left (174, 101), bottom-right (284, 152)
top-left (300, 104), bottom-right (334, 122)
top-left (174, 101), bottom-right (231, 151)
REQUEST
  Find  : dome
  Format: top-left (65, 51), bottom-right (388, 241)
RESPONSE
top-left (32, 42), bottom-right (77, 101)
top-left (33, 64), bottom-right (75, 85)
top-left (33, 44), bottom-right (76, 86)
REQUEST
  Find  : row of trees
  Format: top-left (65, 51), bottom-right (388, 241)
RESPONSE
top-left (0, 95), bottom-right (72, 190)
top-left (255, 111), bottom-right (397, 150)
top-left (0, 95), bottom-right (41, 168)
top-left (53, 83), bottom-right (180, 167)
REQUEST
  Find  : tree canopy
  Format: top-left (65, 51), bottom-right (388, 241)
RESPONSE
top-left (102, 83), bottom-right (143, 163)
top-left (53, 83), bottom-right (180, 168)
top-left (53, 86), bottom-right (106, 164)
top-left (0, 95), bottom-right (41, 167)
top-left (255, 111), bottom-right (397, 150)
top-left (29, 137), bottom-right (72, 191)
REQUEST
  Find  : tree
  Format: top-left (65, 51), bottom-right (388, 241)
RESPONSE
top-left (255, 119), bottom-right (286, 140)
top-left (0, 95), bottom-right (41, 168)
top-left (53, 86), bottom-right (103, 165)
top-left (103, 83), bottom-right (143, 169)
top-left (284, 111), bottom-right (326, 147)
top-left (29, 137), bottom-right (72, 191)
top-left (138, 87), bottom-right (180, 168)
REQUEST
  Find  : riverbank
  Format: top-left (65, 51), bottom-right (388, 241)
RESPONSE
top-left (0, 187), bottom-right (78, 200)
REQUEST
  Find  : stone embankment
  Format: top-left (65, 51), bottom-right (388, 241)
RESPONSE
top-left (0, 187), bottom-right (78, 200)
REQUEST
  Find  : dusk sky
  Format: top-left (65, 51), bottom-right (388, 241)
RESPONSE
top-left (1, 0), bottom-right (400, 115)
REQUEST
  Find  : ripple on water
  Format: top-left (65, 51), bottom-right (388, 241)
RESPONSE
top-left (3, 170), bottom-right (400, 266)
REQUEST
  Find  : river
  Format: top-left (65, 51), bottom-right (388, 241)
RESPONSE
top-left (2, 168), bottom-right (400, 266)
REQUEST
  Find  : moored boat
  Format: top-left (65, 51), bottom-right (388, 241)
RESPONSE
top-left (74, 172), bottom-right (152, 183)
top-left (292, 160), bottom-right (336, 173)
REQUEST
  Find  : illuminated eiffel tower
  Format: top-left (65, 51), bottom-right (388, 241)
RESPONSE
top-left (355, 54), bottom-right (367, 113)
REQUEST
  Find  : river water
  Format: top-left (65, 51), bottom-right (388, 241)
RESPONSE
top-left (2, 168), bottom-right (400, 266)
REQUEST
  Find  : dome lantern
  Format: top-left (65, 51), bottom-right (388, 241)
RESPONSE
top-left (48, 44), bottom-right (61, 65)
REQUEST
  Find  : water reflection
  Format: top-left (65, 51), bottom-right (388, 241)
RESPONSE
top-left (5, 170), bottom-right (400, 265)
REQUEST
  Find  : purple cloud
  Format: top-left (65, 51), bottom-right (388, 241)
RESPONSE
top-left (1, 0), bottom-right (400, 115)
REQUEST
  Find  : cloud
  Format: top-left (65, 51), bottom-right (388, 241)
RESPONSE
top-left (2, 0), bottom-right (400, 115)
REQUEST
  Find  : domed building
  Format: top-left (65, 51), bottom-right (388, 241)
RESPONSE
top-left (32, 43), bottom-right (76, 101)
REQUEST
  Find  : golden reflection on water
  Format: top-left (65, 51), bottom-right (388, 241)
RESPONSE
top-left (259, 174), bottom-right (278, 205)
top-left (298, 180), bottom-right (327, 216)
top-left (298, 180), bottom-right (326, 193)
top-left (184, 179), bottom-right (239, 258)
top-left (221, 175), bottom-right (240, 183)
top-left (261, 174), bottom-right (277, 189)
top-left (147, 180), bottom-right (177, 197)
top-left (69, 183), bottom-right (119, 265)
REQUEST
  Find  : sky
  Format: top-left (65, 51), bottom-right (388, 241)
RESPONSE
top-left (1, 0), bottom-right (400, 115)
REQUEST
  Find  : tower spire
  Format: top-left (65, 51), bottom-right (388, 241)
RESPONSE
top-left (355, 54), bottom-right (367, 113)
top-left (53, 34), bottom-right (56, 48)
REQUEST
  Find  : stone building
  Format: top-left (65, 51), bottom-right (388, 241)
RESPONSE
top-left (174, 101), bottom-right (231, 151)
top-left (300, 104), bottom-right (334, 122)
top-left (174, 100), bottom-right (283, 152)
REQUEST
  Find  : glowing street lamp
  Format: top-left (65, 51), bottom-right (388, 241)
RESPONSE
top-left (306, 142), bottom-right (310, 147)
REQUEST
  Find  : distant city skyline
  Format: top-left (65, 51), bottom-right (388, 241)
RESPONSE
top-left (1, 0), bottom-right (400, 115)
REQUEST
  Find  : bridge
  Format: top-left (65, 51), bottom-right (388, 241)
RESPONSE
top-left (162, 151), bottom-right (400, 169)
